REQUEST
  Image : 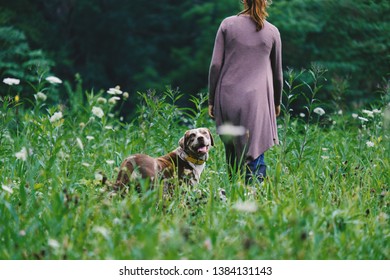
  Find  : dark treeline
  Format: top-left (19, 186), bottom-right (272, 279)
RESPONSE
top-left (1, 0), bottom-right (389, 114)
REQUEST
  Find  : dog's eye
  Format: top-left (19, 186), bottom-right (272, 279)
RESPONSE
top-left (189, 133), bottom-right (196, 138)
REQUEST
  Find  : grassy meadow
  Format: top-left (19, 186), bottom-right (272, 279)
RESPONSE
top-left (0, 69), bottom-right (389, 260)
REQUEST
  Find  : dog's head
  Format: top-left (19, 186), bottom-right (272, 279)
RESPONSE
top-left (179, 128), bottom-right (214, 160)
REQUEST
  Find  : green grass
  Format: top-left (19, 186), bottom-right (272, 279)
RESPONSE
top-left (0, 71), bottom-right (389, 260)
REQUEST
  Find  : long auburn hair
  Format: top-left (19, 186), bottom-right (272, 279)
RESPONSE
top-left (238, 0), bottom-right (271, 31)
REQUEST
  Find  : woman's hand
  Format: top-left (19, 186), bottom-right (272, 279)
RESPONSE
top-left (208, 105), bottom-right (215, 119)
top-left (275, 105), bottom-right (281, 117)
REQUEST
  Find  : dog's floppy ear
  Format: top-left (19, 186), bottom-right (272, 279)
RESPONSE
top-left (179, 130), bottom-right (189, 149)
top-left (206, 128), bottom-right (215, 147)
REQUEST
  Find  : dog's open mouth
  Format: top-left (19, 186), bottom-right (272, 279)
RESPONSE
top-left (197, 145), bottom-right (209, 154)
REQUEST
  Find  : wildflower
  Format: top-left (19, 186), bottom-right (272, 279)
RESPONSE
top-left (300, 113), bottom-right (305, 118)
top-left (34, 92), bottom-right (47, 102)
top-left (321, 155), bottom-right (330, 160)
top-left (48, 239), bottom-right (60, 249)
top-left (50, 111), bottom-right (63, 123)
top-left (19, 230), bottom-right (26, 236)
top-left (366, 141), bottom-right (375, 147)
top-left (108, 96), bottom-right (121, 105)
top-left (46, 76), bottom-right (62, 84)
top-left (15, 147), bottom-right (28, 161)
top-left (93, 226), bottom-right (110, 239)
top-left (97, 97), bottom-right (107, 104)
top-left (106, 160), bottom-right (115, 165)
top-left (86, 135), bottom-right (95, 141)
top-left (76, 138), bottom-right (84, 150)
top-left (352, 113), bottom-right (358, 119)
top-left (358, 117), bottom-right (369, 122)
top-left (123, 92), bottom-right (129, 99)
top-left (2, 185), bottom-right (13, 194)
top-left (3, 77), bottom-right (20, 85)
top-left (362, 109), bottom-right (374, 118)
top-left (92, 106), bottom-right (104, 118)
top-left (313, 107), bottom-right (325, 116)
top-left (113, 218), bottom-right (122, 225)
top-left (338, 110), bottom-right (343, 115)
top-left (372, 109), bottom-right (381, 114)
top-left (79, 122), bottom-right (86, 128)
top-left (322, 148), bottom-right (329, 151)
top-left (107, 87), bottom-right (123, 95)
top-left (95, 173), bottom-right (103, 181)
top-left (82, 162), bottom-right (90, 167)
top-left (217, 124), bottom-right (246, 136)
top-left (104, 125), bottom-right (113, 130)
top-left (15, 95), bottom-right (20, 103)
top-left (233, 200), bottom-right (258, 213)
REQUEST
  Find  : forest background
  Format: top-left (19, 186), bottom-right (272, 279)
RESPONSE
top-left (0, 0), bottom-right (389, 116)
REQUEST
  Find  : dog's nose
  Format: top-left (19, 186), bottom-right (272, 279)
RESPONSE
top-left (197, 136), bottom-right (205, 142)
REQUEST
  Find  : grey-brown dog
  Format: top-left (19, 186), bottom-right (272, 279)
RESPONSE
top-left (114, 128), bottom-right (214, 192)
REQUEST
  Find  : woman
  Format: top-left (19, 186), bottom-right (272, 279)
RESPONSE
top-left (208, 0), bottom-right (283, 183)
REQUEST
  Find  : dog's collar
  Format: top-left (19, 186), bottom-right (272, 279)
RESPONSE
top-left (178, 149), bottom-right (206, 165)
top-left (185, 154), bottom-right (206, 165)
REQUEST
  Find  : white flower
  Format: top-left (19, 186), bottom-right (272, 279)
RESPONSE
top-left (313, 107), bottom-right (325, 116)
top-left (352, 113), bottom-right (359, 119)
top-left (76, 138), bottom-right (84, 150)
top-left (372, 109), bottom-right (381, 114)
top-left (97, 97), bottom-right (107, 104)
top-left (217, 124), bottom-right (246, 136)
top-left (95, 173), bottom-right (103, 181)
top-left (86, 135), bottom-right (95, 141)
top-left (107, 87), bottom-right (123, 95)
top-left (92, 106), bottom-right (104, 118)
top-left (366, 141), bottom-right (375, 147)
top-left (123, 92), bottom-right (129, 99)
top-left (50, 111), bottom-right (63, 123)
top-left (106, 160), bottom-right (115, 165)
top-left (358, 117), bottom-right (369, 122)
top-left (15, 147), bottom-right (28, 161)
top-left (48, 239), bottom-right (60, 249)
top-left (104, 125), bottom-right (113, 130)
top-left (300, 113), bottom-right (305, 118)
top-left (321, 155), bottom-right (330, 160)
top-left (233, 200), bottom-right (258, 213)
top-left (108, 96), bottom-right (121, 105)
top-left (322, 148), bottom-right (329, 151)
top-left (2, 185), bottom-right (13, 194)
top-left (46, 76), bottom-right (62, 84)
top-left (362, 109), bottom-right (374, 118)
top-left (93, 226), bottom-right (110, 239)
top-left (3, 77), bottom-right (20, 85)
top-left (113, 218), bottom-right (122, 225)
top-left (34, 92), bottom-right (47, 102)
top-left (338, 110), bottom-right (343, 115)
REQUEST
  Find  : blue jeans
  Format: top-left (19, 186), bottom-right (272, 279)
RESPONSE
top-left (246, 154), bottom-right (266, 183)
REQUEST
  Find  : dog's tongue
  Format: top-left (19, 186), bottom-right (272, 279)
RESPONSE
top-left (198, 146), bottom-right (208, 153)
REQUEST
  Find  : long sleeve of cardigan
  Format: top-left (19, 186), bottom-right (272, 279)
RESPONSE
top-left (271, 28), bottom-right (283, 106)
top-left (208, 24), bottom-right (225, 106)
